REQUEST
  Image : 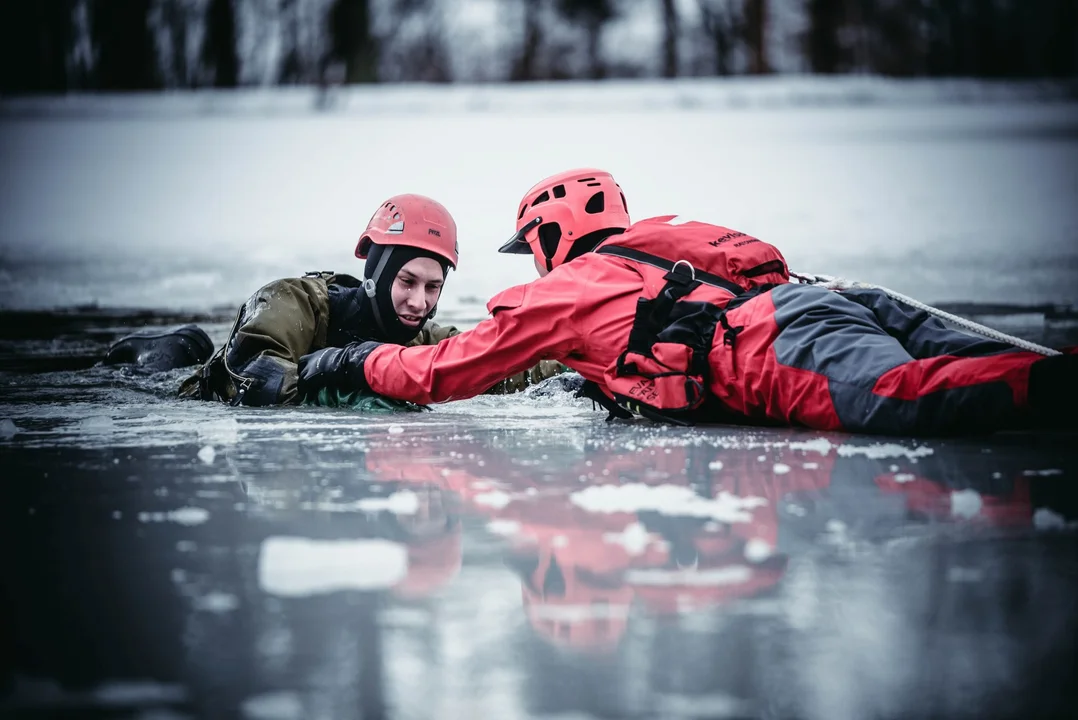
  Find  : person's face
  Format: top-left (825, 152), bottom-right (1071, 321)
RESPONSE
top-left (533, 252), bottom-right (550, 278)
top-left (392, 257), bottom-right (444, 327)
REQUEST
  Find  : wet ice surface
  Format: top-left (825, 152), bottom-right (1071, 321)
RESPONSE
top-left (2, 333), bottom-right (1078, 719)
top-left (3, 83), bottom-right (1078, 718)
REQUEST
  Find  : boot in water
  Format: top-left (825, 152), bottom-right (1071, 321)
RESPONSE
top-left (103, 324), bottom-right (214, 371)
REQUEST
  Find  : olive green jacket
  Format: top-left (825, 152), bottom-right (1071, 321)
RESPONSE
top-left (179, 272), bottom-right (563, 405)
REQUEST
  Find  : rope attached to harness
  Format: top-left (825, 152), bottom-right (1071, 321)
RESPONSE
top-left (790, 271), bottom-right (1062, 357)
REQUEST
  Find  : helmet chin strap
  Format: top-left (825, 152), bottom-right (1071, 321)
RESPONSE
top-left (364, 245), bottom-right (395, 338)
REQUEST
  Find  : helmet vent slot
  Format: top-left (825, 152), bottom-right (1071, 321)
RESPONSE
top-left (585, 191), bottom-right (605, 214)
top-left (532, 191), bottom-right (550, 207)
top-left (553, 184), bottom-right (566, 198)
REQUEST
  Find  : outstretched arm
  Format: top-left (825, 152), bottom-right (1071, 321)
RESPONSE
top-left (364, 282), bottom-right (580, 405)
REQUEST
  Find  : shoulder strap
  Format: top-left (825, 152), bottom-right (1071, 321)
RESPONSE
top-left (596, 245), bottom-right (744, 296)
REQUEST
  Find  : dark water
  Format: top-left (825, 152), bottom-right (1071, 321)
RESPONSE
top-left (2, 310), bottom-right (1078, 720)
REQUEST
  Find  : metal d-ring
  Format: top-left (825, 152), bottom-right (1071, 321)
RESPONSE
top-left (671, 259), bottom-right (697, 281)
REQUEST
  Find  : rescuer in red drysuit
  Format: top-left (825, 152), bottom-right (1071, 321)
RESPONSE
top-left (297, 168), bottom-right (1077, 436)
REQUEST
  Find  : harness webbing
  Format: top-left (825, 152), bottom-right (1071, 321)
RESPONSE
top-left (596, 245), bottom-right (744, 297)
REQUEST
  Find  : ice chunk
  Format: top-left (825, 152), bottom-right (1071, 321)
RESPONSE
top-left (950, 490), bottom-right (983, 519)
top-left (0, 419), bottom-right (18, 439)
top-left (197, 445), bottom-right (216, 464)
top-left (1033, 508), bottom-right (1068, 530)
top-left (570, 483), bottom-right (766, 523)
top-left (258, 536), bottom-right (407, 596)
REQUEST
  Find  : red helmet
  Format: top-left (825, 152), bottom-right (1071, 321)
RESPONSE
top-left (499, 168), bottom-right (630, 272)
top-left (356, 194), bottom-right (459, 269)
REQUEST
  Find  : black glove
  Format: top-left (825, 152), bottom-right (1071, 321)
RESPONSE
top-left (297, 341), bottom-right (383, 401)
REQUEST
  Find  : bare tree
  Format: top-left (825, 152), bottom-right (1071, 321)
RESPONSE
top-left (661, 0), bottom-right (679, 77)
top-left (509, 0), bottom-right (545, 81)
top-left (696, 0), bottom-right (740, 76)
top-left (0, 0), bottom-right (75, 94)
top-left (202, 0), bottom-right (239, 87)
top-left (326, 0), bottom-right (376, 83)
top-left (742, 0), bottom-right (768, 74)
top-left (90, 0), bottom-right (161, 90)
top-left (804, 0), bottom-right (843, 73)
top-left (555, 0), bottom-right (617, 79)
top-left (378, 0), bottom-right (453, 82)
top-left (159, 0), bottom-right (190, 87)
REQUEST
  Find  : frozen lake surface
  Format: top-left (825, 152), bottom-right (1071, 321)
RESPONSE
top-left (2, 80), bottom-right (1078, 718)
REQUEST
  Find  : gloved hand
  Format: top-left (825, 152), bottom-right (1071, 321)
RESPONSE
top-left (297, 341), bottom-right (383, 402)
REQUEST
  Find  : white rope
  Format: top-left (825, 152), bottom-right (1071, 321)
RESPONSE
top-left (789, 271), bottom-right (1062, 357)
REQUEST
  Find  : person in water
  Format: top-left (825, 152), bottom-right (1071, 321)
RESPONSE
top-left (171, 193), bottom-right (562, 407)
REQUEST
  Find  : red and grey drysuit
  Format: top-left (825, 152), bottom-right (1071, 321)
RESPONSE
top-left (322, 216), bottom-right (1071, 435)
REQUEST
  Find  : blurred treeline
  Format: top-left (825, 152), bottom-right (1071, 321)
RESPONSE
top-left (2, 0), bottom-right (1075, 94)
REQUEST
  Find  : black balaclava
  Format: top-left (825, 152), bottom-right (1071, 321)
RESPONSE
top-left (327, 243), bottom-right (450, 347)
top-left (364, 243), bottom-right (450, 343)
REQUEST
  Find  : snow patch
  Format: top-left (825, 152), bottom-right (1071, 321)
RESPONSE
top-left (570, 483), bottom-right (766, 523)
top-left (242, 691), bottom-right (303, 720)
top-left (950, 490), bottom-right (983, 519)
top-left (194, 591), bottom-right (240, 613)
top-left (708, 460), bottom-right (724, 470)
top-left (1022, 468), bottom-right (1063, 477)
top-left (744, 539), bottom-right (774, 563)
top-left (473, 491), bottom-right (511, 509)
top-left (837, 443), bottom-right (934, 460)
top-left (527, 603), bottom-right (630, 621)
top-left (773, 463), bottom-right (791, 475)
top-left (197, 418), bottom-right (240, 446)
top-left (947, 567), bottom-right (985, 583)
top-left (79, 416), bottom-right (114, 432)
top-left (138, 507), bottom-right (209, 525)
top-left (257, 536), bottom-right (407, 597)
top-left (356, 490), bottom-right (419, 515)
top-left (1033, 508), bottom-right (1070, 530)
top-left (603, 522), bottom-right (653, 556)
top-left (893, 473), bottom-right (916, 483)
top-left (626, 566), bottom-right (753, 587)
top-left (486, 520), bottom-right (521, 536)
top-left (787, 438), bottom-right (835, 456)
top-left (388, 425), bottom-right (405, 435)
top-left (197, 445), bottom-right (216, 464)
